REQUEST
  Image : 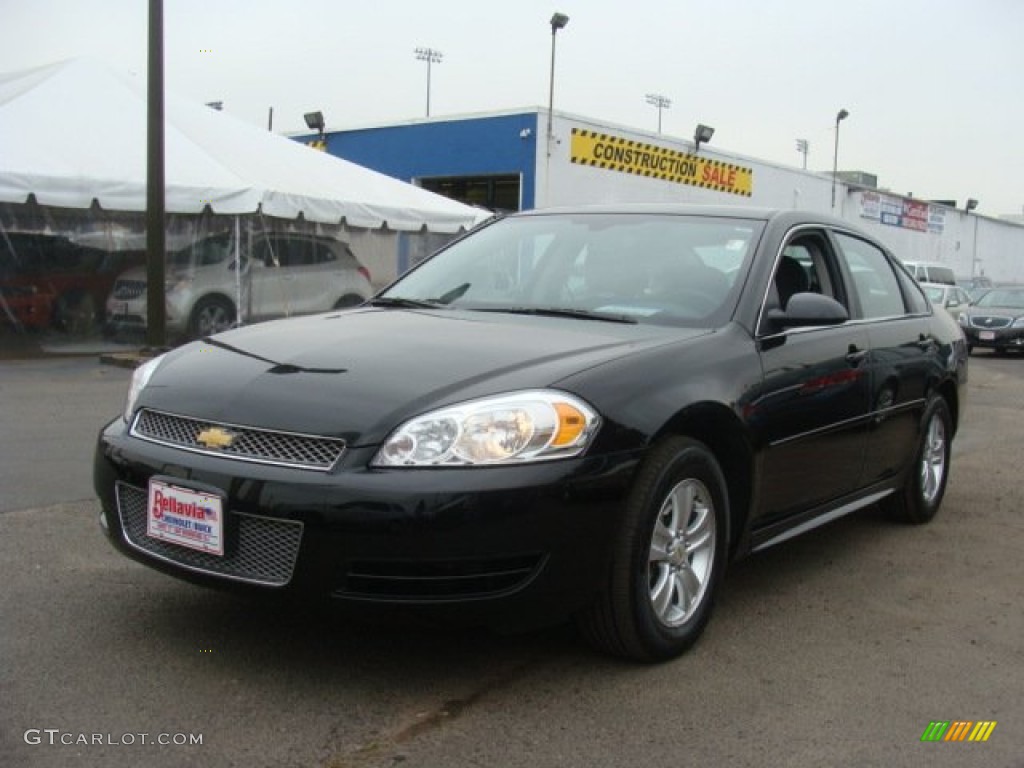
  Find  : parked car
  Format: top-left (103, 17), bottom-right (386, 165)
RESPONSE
top-left (957, 276), bottom-right (994, 301)
top-left (1, 232), bottom-right (140, 333)
top-left (94, 206), bottom-right (967, 661)
top-left (921, 282), bottom-right (972, 322)
top-left (902, 260), bottom-right (956, 286)
top-left (958, 285), bottom-right (1024, 355)
top-left (105, 232), bottom-right (373, 339)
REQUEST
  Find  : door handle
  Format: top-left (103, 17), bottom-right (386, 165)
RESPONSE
top-left (845, 346), bottom-right (868, 366)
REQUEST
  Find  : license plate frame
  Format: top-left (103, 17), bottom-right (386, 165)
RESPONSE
top-left (146, 477), bottom-right (225, 556)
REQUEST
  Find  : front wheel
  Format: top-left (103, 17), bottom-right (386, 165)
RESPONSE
top-left (882, 395), bottom-right (952, 524)
top-left (188, 296), bottom-right (235, 338)
top-left (577, 436), bottom-right (729, 662)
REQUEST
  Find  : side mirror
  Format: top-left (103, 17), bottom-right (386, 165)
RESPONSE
top-left (766, 292), bottom-right (849, 329)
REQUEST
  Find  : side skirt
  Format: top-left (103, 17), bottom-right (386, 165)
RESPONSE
top-left (749, 483), bottom-right (896, 553)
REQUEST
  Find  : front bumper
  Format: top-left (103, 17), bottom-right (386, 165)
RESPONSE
top-left (961, 323), bottom-right (1024, 350)
top-left (106, 294), bottom-right (188, 333)
top-left (94, 419), bottom-right (641, 628)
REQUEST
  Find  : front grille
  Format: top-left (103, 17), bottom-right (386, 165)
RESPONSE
top-left (116, 482), bottom-right (302, 586)
top-left (112, 279), bottom-right (146, 300)
top-left (968, 315), bottom-right (1012, 329)
top-left (339, 555), bottom-right (544, 601)
top-left (132, 409), bottom-right (346, 471)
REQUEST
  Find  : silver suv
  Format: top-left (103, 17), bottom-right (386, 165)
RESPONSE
top-left (106, 233), bottom-right (373, 338)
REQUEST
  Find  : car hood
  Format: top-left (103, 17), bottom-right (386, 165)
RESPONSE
top-left (135, 307), bottom-right (706, 446)
top-left (968, 303), bottom-right (1024, 316)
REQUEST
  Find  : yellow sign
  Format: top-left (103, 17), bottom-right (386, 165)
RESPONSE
top-left (570, 128), bottom-right (753, 197)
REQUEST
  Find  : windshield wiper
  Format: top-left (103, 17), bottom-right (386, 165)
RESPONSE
top-left (367, 296), bottom-right (446, 309)
top-left (474, 306), bottom-right (639, 324)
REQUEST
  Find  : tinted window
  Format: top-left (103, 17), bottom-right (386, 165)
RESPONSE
top-left (834, 232), bottom-right (907, 318)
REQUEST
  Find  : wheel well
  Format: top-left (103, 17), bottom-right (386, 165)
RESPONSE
top-left (191, 293), bottom-right (236, 315)
top-left (936, 378), bottom-right (960, 436)
top-left (655, 403), bottom-right (753, 561)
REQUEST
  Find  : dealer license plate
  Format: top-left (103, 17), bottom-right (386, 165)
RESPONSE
top-left (147, 479), bottom-right (224, 556)
top-left (979, 331), bottom-right (996, 341)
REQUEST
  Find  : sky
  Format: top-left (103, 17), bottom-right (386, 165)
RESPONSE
top-left (1, 0), bottom-right (1021, 216)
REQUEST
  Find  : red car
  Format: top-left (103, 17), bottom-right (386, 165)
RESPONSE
top-left (1, 232), bottom-right (144, 334)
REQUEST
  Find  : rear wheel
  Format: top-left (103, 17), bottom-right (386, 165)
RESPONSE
top-left (577, 436), bottom-right (728, 661)
top-left (882, 395), bottom-right (952, 524)
top-left (333, 294), bottom-right (365, 309)
top-left (188, 296), bottom-right (235, 338)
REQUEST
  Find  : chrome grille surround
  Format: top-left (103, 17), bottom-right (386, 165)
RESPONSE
top-left (115, 482), bottom-right (302, 587)
top-left (967, 314), bottom-right (1012, 329)
top-left (131, 408), bottom-right (346, 471)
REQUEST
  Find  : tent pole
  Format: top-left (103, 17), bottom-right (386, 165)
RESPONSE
top-left (234, 215), bottom-right (242, 327)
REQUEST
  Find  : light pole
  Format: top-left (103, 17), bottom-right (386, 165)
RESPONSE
top-left (966, 198), bottom-right (980, 277)
top-left (414, 47), bottom-right (443, 117)
top-left (796, 138), bottom-right (809, 170)
top-left (546, 12), bottom-right (569, 157)
top-left (831, 108), bottom-right (849, 210)
top-left (645, 93), bottom-right (671, 133)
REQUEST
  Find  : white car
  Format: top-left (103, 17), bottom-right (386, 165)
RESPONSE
top-left (921, 282), bottom-right (972, 321)
top-left (107, 233), bottom-right (373, 338)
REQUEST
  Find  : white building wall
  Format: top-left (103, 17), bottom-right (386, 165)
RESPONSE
top-left (539, 111), bottom-right (1023, 283)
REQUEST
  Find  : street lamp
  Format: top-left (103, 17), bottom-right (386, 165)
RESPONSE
top-left (966, 199), bottom-right (981, 277)
top-left (693, 123), bottom-right (715, 153)
top-left (546, 12), bottom-right (569, 157)
top-left (303, 110), bottom-right (325, 138)
top-left (796, 138), bottom-right (809, 170)
top-left (414, 47), bottom-right (443, 117)
top-left (831, 108), bottom-right (849, 209)
top-left (645, 93), bottom-right (671, 133)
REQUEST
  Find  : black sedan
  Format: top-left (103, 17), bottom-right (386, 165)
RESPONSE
top-left (958, 285), bottom-right (1024, 354)
top-left (94, 206), bottom-right (968, 661)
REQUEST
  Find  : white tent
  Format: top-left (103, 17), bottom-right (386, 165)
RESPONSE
top-left (0, 58), bottom-right (489, 233)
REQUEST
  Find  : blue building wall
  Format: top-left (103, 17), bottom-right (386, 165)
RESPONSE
top-left (302, 112), bottom-right (539, 210)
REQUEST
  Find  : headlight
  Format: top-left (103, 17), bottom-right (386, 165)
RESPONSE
top-left (372, 390), bottom-right (600, 467)
top-left (1012, 317), bottom-right (1024, 329)
top-left (958, 313), bottom-right (968, 327)
top-left (124, 355), bottom-right (165, 422)
top-left (165, 273), bottom-right (194, 293)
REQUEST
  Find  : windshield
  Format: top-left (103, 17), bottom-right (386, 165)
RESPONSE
top-left (168, 235), bottom-right (232, 269)
top-left (975, 288), bottom-right (1024, 309)
top-left (381, 212), bottom-right (763, 326)
top-left (923, 286), bottom-right (945, 303)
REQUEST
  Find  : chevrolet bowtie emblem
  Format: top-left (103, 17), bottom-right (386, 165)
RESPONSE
top-left (196, 427), bottom-right (235, 449)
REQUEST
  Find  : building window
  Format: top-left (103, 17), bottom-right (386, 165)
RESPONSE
top-left (419, 175), bottom-right (521, 213)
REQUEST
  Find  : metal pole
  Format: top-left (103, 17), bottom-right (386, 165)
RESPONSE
top-left (546, 28), bottom-right (558, 156)
top-left (425, 58), bottom-right (432, 117)
top-left (831, 123), bottom-right (840, 209)
top-left (831, 109), bottom-right (848, 210)
top-left (146, 0), bottom-right (166, 348)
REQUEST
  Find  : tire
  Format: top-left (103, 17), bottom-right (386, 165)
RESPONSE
top-left (53, 291), bottom-right (96, 335)
top-left (882, 395), bottom-right (952, 524)
top-left (188, 296), bottom-right (235, 338)
top-left (333, 293), bottom-right (365, 309)
top-left (577, 436), bottom-right (729, 662)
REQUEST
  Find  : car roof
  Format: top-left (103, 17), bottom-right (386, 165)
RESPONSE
top-left (510, 204), bottom-right (850, 228)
